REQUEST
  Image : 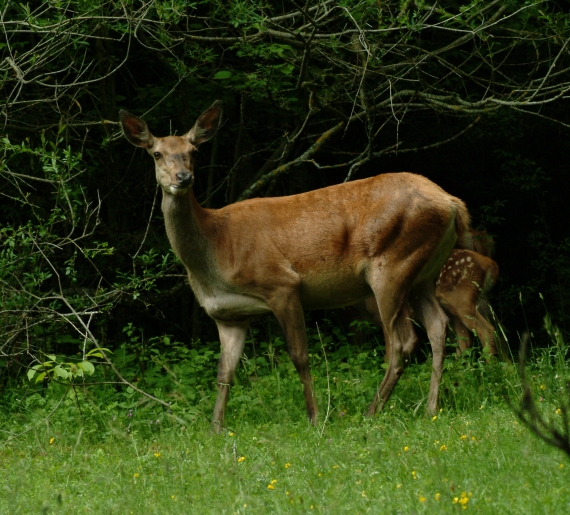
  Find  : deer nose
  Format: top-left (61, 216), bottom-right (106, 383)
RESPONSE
top-left (176, 171), bottom-right (193, 187)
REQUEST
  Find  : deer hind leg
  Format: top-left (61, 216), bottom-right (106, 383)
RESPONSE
top-left (461, 309), bottom-right (498, 357)
top-left (211, 320), bottom-right (249, 433)
top-left (270, 292), bottom-right (318, 425)
top-left (452, 315), bottom-right (473, 355)
top-left (445, 291), bottom-right (498, 358)
top-left (410, 283), bottom-right (449, 416)
top-left (366, 271), bottom-right (418, 416)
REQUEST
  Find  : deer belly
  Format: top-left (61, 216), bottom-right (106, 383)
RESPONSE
top-left (201, 291), bottom-right (272, 320)
top-left (300, 273), bottom-right (371, 310)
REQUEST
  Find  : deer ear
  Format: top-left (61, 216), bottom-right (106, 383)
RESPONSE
top-left (186, 100), bottom-right (222, 146)
top-left (120, 110), bottom-right (154, 148)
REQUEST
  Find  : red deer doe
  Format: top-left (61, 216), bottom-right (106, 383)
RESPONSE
top-left (362, 232), bottom-right (502, 360)
top-left (120, 101), bottom-right (471, 431)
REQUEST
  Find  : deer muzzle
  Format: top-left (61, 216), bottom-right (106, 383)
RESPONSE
top-left (175, 171), bottom-right (194, 188)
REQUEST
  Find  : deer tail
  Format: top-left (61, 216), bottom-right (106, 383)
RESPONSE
top-left (451, 197), bottom-right (471, 246)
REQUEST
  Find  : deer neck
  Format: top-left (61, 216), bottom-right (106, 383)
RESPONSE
top-left (161, 189), bottom-right (218, 288)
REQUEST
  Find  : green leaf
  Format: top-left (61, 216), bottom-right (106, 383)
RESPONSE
top-left (78, 361), bottom-right (95, 375)
top-left (35, 371), bottom-right (47, 383)
top-left (213, 71), bottom-right (232, 79)
top-left (54, 365), bottom-right (69, 379)
top-left (27, 369), bottom-right (37, 381)
top-left (86, 347), bottom-right (111, 357)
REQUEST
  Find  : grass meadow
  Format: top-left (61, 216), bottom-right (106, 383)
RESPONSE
top-left (1, 324), bottom-right (570, 514)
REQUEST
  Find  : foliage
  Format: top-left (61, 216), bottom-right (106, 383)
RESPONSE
top-left (2, 325), bottom-right (570, 513)
top-left (1, 0), bottom-right (570, 394)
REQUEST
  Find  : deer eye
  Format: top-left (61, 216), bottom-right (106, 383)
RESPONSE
top-left (153, 151), bottom-right (162, 159)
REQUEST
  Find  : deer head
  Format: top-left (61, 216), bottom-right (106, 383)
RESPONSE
top-left (119, 101), bottom-right (222, 196)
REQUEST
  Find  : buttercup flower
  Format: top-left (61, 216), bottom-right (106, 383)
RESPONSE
top-left (419, 495), bottom-right (426, 503)
top-left (453, 492), bottom-right (472, 510)
top-left (435, 493), bottom-right (441, 501)
top-left (238, 456), bottom-right (246, 463)
top-left (285, 462), bottom-right (291, 468)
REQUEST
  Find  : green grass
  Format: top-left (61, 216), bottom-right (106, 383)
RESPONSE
top-left (2, 346), bottom-right (570, 514)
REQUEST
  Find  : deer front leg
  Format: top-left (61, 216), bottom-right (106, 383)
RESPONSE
top-left (271, 294), bottom-right (318, 425)
top-left (211, 320), bottom-right (248, 433)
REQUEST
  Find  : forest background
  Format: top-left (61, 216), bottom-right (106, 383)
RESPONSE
top-left (2, 0), bottom-right (570, 400)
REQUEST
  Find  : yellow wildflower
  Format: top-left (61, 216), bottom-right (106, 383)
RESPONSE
top-left (435, 493), bottom-right (441, 501)
top-left (267, 484), bottom-right (275, 490)
top-left (133, 473), bottom-right (139, 478)
top-left (460, 435), bottom-right (467, 440)
top-left (397, 483), bottom-right (402, 489)
top-left (453, 492), bottom-right (472, 510)
top-left (403, 446), bottom-right (409, 452)
top-left (271, 479), bottom-right (277, 485)
top-left (333, 465), bottom-right (339, 469)
top-left (238, 456), bottom-right (246, 463)
top-left (49, 438), bottom-right (55, 445)
top-left (229, 432), bottom-right (235, 436)
top-left (285, 462), bottom-right (291, 469)
top-left (432, 415), bottom-right (437, 421)
top-left (171, 495), bottom-right (175, 500)
top-left (154, 452), bottom-right (161, 458)
top-left (540, 384), bottom-right (546, 390)
top-left (471, 436), bottom-right (476, 441)
top-left (412, 470), bottom-right (418, 480)
top-left (556, 408), bottom-right (562, 415)
top-left (439, 445), bottom-right (447, 451)
top-left (560, 463), bottom-right (565, 469)
top-left (419, 495), bottom-right (426, 503)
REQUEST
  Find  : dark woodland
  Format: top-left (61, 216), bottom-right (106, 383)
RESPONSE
top-left (2, 0), bottom-right (570, 390)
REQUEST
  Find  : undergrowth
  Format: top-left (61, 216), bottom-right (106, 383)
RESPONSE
top-left (1, 321), bottom-right (570, 514)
